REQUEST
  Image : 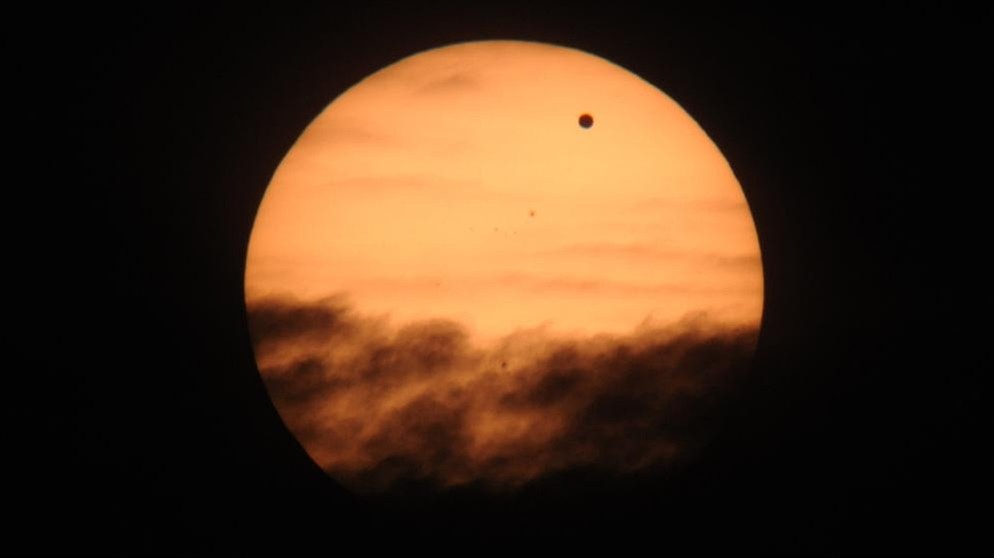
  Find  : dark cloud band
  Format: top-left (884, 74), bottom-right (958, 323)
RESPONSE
top-left (248, 297), bottom-right (758, 494)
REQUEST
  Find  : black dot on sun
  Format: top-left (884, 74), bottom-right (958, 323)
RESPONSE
top-left (578, 114), bottom-right (594, 129)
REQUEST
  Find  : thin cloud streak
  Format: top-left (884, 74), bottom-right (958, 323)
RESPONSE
top-left (537, 242), bottom-right (762, 268)
top-left (340, 272), bottom-right (759, 296)
top-left (415, 72), bottom-right (481, 96)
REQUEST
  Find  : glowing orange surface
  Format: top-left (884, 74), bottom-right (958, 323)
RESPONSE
top-left (245, 41), bottom-right (764, 492)
top-left (246, 40), bottom-right (762, 341)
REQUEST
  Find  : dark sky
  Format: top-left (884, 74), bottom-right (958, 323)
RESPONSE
top-left (9, 4), bottom-right (988, 554)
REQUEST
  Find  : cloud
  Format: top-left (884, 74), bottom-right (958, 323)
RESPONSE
top-left (248, 296), bottom-right (758, 494)
top-left (534, 243), bottom-right (763, 269)
top-left (492, 273), bottom-right (760, 295)
top-left (635, 196), bottom-right (751, 212)
top-left (414, 72), bottom-right (481, 96)
top-left (325, 174), bottom-right (481, 194)
top-left (304, 118), bottom-right (400, 148)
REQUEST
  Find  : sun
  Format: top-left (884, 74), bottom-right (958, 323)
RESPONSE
top-left (245, 40), bottom-right (763, 493)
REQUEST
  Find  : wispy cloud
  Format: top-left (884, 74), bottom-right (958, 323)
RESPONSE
top-left (634, 197), bottom-right (750, 212)
top-left (316, 273), bottom-right (760, 298)
top-left (323, 173), bottom-right (481, 193)
top-left (305, 118), bottom-right (400, 148)
top-left (414, 72), bottom-right (481, 96)
top-left (248, 297), bottom-right (758, 494)
top-left (538, 243), bottom-right (761, 268)
top-left (492, 273), bottom-right (760, 295)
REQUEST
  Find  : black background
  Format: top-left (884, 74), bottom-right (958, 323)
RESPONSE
top-left (10, 3), bottom-right (988, 554)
